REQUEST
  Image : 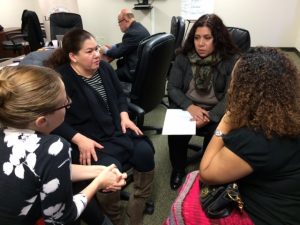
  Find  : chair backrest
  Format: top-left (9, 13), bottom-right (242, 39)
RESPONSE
top-left (227, 27), bottom-right (251, 52)
top-left (21, 9), bottom-right (44, 51)
top-left (50, 12), bottom-right (83, 40)
top-left (170, 16), bottom-right (185, 53)
top-left (130, 33), bottom-right (175, 113)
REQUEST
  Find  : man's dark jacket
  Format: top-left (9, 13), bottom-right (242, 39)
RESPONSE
top-left (105, 21), bottom-right (150, 82)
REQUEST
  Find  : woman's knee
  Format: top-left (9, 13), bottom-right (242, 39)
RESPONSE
top-left (131, 140), bottom-right (155, 172)
top-left (92, 153), bottom-right (122, 171)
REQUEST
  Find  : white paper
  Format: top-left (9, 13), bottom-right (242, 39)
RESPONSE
top-left (7, 62), bottom-right (19, 67)
top-left (162, 109), bottom-right (196, 135)
top-left (181, 0), bottom-right (214, 20)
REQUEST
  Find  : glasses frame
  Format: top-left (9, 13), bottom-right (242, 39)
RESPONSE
top-left (42, 96), bottom-right (72, 115)
top-left (118, 18), bottom-right (126, 24)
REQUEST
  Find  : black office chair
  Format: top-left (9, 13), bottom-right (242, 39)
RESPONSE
top-left (162, 16), bottom-right (186, 108)
top-left (50, 12), bottom-right (83, 40)
top-left (187, 27), bottom-right (251, 162)
top-left (2, 30), bottom-right (27, 57)
top-left (2, 10), bottom-right (44, 56)
top-left (170, 16), bottom-right (186, 56)
top-left (227, 27), bottom-right (251, 52)
top-left (128, 32), bottom-right (175, 133)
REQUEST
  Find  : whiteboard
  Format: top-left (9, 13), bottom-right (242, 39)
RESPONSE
top-left (181, 0), bottom-right (215, 20)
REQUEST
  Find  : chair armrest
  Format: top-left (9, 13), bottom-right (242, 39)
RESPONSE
top-left (128, 102), bottom-right (145, 128)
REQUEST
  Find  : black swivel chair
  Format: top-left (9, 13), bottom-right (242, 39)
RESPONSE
top-left (50, 12), bottom-right (83, 40)
top-left (2, 10), bottom-right (44, 55)
top-left (162, 16), bottom-right (186, 108)
top-left (227, 27), bottom-right (251, 52)
top-left (170, 16), bottom-right (186, 56)
top-left (128, 33), bottom-right (175, 133)
top-left (186, 27), bottom-right (251, 163)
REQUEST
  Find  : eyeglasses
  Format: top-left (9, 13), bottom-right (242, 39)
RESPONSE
top-left (52, 96), bottom-right (72, 112)
top-left (42, 96), bottom-right (72, 115)
top-left (118, 19), bottom-right (126, 24)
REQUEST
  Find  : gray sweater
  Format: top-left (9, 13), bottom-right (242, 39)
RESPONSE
top-left (167, 53), bottom-right (238, 122)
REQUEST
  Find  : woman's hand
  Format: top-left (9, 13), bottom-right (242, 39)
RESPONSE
top-left (120, 112), bottom-right (143, 135)
top-left (96, 164), bottom-right (128, 191)
top-left (187, 104), bottom-right (210, 127)
top-left (72, 133), bottom-right (104, 165)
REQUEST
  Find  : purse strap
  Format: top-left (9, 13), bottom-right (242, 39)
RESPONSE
top-left (226, 183), bottom-right (244, 211)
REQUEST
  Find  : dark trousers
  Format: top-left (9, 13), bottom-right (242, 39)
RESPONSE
top-left (71, 137), bottom-right (155, 225)
top-left (168, 122), bottom-right (218, 172)
top-left (116, 59), bottom-right (133, 83)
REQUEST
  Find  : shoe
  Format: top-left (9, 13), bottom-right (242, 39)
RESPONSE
top-left (170, 170), bottom-right (185, 190)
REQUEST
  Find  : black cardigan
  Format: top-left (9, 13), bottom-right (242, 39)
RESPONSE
top-left (53, 61), bottom-right (128, 143)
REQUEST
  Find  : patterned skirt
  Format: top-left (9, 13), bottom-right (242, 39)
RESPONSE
top-left (164, 171), bottom-right (254, 225)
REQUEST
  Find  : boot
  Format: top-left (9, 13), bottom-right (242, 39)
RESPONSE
top-left (127, 169), bottom-right (155, 225)
top-left (97, 191), bottom-right (123, 225)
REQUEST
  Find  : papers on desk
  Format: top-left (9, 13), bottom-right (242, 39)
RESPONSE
top-left (162, 109), bottom-right (196, 135)
top-left (7, 62), bottom-right (19, 66)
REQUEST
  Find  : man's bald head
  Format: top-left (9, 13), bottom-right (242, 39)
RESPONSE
top-left (118, 8), bottom-right (135, 32)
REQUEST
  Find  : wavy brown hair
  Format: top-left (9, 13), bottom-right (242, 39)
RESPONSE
top-left (227, 47), bottom-right (300, 138)
top-left (178, 13), bottom-right (239, 59)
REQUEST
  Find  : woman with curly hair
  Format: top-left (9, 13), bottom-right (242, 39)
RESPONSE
top-left (165, 47), bottom-right (300, 225)
top-left (199, 47), bottom-right (300, 224)
top-left (167, 13), bottom-right (240, 190)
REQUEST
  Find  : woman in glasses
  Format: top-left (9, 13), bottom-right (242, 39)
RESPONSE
top-left (0, 65), bottom-right (126, 225)
top-left (45, 28), bottom-right (155, 225)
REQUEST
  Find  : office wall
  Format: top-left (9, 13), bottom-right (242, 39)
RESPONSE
top-left (77, 0), bottom-right (180, 45)
top-left (214, 0), bottom-right (300, 48)
top-left (0, 0), bottom-right (40, 27)
top-left (294, 1), bottom-right (300, 51)
top-left (78, 0), bottom-right (300, 50)
top-left (0, 0), bottom-right (299, 51)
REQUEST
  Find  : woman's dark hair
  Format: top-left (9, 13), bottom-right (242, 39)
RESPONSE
top-left (178, 14), bottom-right (239, 59)
top-left (45, 28), bottom-right (94, 69)
top-left (227, 47), bottom-right (300, 138)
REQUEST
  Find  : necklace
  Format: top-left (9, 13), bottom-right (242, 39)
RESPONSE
top-left (70, 64), bottom-right (94, 79)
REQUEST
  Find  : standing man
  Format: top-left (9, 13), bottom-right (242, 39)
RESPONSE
top-left (100, 8), bottom-right (150, 83)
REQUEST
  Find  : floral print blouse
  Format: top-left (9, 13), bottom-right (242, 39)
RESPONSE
top-left (0, 128), bottom-right (87, 225)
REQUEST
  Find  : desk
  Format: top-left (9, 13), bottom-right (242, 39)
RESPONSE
top-left (0, 27), bottom-right (22, 58)
top-left (0, 55), bottom-right (23, 68)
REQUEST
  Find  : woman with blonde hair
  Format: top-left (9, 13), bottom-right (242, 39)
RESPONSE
top-left (0, 65), bottom-right (126, 225)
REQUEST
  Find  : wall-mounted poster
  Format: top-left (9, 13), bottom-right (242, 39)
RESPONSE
top-left (181, 0), bottom-right (214, 20)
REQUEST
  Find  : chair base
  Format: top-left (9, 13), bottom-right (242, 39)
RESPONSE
top-left (120, 191), bottom-right (155, 215)
top-left (187, 144), bottom-right (203, 164)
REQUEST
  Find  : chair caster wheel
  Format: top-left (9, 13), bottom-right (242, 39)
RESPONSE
top-left (144, 201), bottom-right (154, 215)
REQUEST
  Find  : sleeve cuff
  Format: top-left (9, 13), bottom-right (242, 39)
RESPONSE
top-left (73, 193), bottom-right (88, 219)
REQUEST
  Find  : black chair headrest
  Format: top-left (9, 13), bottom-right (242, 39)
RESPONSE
top-left (227, 27), bottom-right (251, 52)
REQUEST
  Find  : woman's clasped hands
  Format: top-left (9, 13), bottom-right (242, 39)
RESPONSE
top-left (96, 164), bottom-right (128, 192)
top-left (187, 104), bottom-right (210, 128)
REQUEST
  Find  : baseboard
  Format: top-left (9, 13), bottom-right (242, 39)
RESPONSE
top-left (279, 47), bottom-right (300, 58)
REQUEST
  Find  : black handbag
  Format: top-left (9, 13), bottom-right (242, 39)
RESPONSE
top-left (200, 182), bottom-right (244, 218)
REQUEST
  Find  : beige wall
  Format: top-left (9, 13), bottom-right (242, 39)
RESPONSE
top-left (0, 0), bottom-right (300, 51)
top-left (77, 0), bottom-right (180, 45)
top-left (214, 0), bottom-right (300, 48)
top-left (0, 0), bottom-right (40, 27)
top-left (295, 1), bottom-right (300, 51)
